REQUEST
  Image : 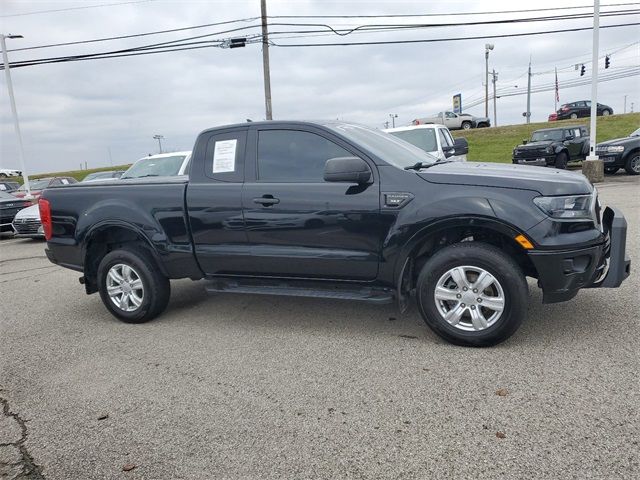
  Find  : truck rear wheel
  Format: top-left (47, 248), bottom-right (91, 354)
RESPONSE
top-left (97, 247), bottom-right (170, 323)
top-left (416, 242), bottom-right (528, 347)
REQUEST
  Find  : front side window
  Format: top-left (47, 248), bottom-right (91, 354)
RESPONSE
top-left (388, 129), bottom-right (438, 153)
top-left (584, 101), bottom-right (591, 107)
top-left (257, 130), bottom-right (352, 182)
top-left (446, 112), bottom-right (457, 118)
top-left (438, 129), bottom-right (453, 148)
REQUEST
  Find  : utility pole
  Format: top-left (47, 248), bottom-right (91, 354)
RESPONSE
top-left (491, 69), bottom-right (498, 127)
top-left (261, 0), bottom-right (273, 120)
top-left (582, 0), bottom-right (604, 183)
top-left (484, 44), bottom-right (494, 118)
top-left (624, 95), bottom-right (627, 113)
top-left (107, 146), bottom-right (113, 166)
top-left (1, 33), bottom-right (31, 198)
top-left (525, 60), bottom-right (532, 124)
top-left (153, 134), bottom-right (164, 153)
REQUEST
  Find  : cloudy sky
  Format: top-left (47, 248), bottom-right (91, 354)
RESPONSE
top-left (1, 0), bottom-right (639, 174)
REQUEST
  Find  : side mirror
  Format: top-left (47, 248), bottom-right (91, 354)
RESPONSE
top-left (453, 137), bottom-right (469, 156)
top-left (522, 139), bottom-right (528, 145)
top-left (565, 134), bottom-right (574, 141)
top-left (324, 157), bottom-right (372, 184)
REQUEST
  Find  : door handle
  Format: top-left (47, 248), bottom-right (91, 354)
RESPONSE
top-left (253, 196), bottom-right (280, 206)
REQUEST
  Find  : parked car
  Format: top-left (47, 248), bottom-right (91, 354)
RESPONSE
top-left (12, 203), bottom-right (44, 238)
top-left (556, 101), bottom-right (613, 120)
top-left (121, 152), bottom-right (191, 179)
top-left (0, 167), bottom-right (21, 178)
top-left (596, 127), bottom-right (640, 175)
top-left (384, 124), bottom-right (468, 162)
top-left (40, 121), bottom-right (629, 347)
top-left (0, 191), bottom-right (32, 234)
top-left (82, 170), bottom-right (125, 182)
top-left (12, 176), bottom-right (78, 200)
top-left (412, 111), bottom-right (490, 130)
top-left (548, 113), bottom-right (558, 122)
top-left (0, 181), bottom-right (21, 193)
top-left (512, 125), bottom-right (589, 168)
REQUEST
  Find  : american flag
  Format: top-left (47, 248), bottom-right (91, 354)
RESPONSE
top-left (555, 67), bottom-right (560, 103)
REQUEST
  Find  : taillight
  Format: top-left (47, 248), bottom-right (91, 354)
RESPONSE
top-left (39, 198), bottom-right (52, 240)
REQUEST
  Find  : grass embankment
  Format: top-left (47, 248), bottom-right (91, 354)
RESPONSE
top-left (452, 112), bottom-right (640, 163)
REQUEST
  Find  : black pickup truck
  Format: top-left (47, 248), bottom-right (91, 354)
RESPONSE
top-left (41, 121), bottom-right (630, 347)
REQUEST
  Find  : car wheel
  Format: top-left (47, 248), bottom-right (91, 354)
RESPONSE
top-left (416, 242), bottom-right (528, 347)
top-left (602, 109), bottom-right (611, 116)
top-left (554, 151), bottom-right (568, 169)
top-left (604, 166), bottom-right (619, 174)
top-left (570, 113), bottom-right (578, 119)
top-left (97, 246), bottom-right (170, 323)
top-left (625, 153), bottom-right (640, 175)
top-left (0, 173), bottom-right (7, 178)
top-left (461, 121), bottom-right (472, 130)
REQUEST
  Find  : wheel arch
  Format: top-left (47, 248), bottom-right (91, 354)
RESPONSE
top-left (394, 216), bottom-right (537, 292)
top-left (82, 221), bottom-right (168, 294)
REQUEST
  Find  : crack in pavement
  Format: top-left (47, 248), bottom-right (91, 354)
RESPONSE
top-left (0, 395), bottom-right (45, 480)
top-left (0, 266), bottom-right (58, 277)
top-left (0, 256), bottom-right (47, 265)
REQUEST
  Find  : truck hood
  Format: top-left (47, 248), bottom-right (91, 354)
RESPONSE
top-left (516, 140), bottom-right (553, 149)
top-left (597, 136), bottom-right (638, 147)
top-left (417, 162), bottom-right (592, 196)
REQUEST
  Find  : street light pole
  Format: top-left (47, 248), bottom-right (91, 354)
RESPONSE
top-left (153, 135), bottom-right (164, 153)
top-left (389, 113), bottom-right (398, 128)
top-left (1, 33), bottom-right (31, 198)
top-left (484, 44), bottom-right (493, 118)
top-left (582, 0), bottom-right (604, 183)
top-left (492, 69), bottom-right (498, 127)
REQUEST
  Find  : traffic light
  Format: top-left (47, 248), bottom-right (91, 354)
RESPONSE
top-left (580, 64), bottom-right (586, 76)
top-left (605, 55), bottom-right (610, 69)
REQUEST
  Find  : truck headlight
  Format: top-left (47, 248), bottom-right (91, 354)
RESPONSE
top-left (545, 146), bottom-right (553, 153)
top-left (533, 194), bottom-right (594, 220)
top-left (606, 145), bottom-right (624, 153)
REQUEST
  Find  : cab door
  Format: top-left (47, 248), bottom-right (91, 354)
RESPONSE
top-left (186, 128), bottom-right (249, 275)
top-left (241, 126), bottom-right (383, 280)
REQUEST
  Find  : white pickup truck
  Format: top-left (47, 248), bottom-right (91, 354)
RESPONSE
top-left (412, 111), bottom-right (490, 130)
top-left (384, 124), bottom-right (468, 162)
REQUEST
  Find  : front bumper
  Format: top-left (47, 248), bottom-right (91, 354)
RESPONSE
top-left (595, 150), bottom-right (624, 165)
top-left (528, 206), bottom-right (630, 303)
top-left (513, 155), bottom-right (554, 167)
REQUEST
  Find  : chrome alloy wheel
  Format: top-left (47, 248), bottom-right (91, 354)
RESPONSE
top-left (106, 263), bottom-right (144, 312)
top-left (433, 265), bottom-right (505, 332)
top-left (631, 155), bottom-right (640, 173)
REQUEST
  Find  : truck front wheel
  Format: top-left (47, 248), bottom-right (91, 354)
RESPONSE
top-left (554, 151), bottom-right (568, 169)
top-left (461, 121), bottom-right (472, 130)
top-left (416, 242), bottom-right (528, 347)
top-left (97, 247), bottom-right (170, 323)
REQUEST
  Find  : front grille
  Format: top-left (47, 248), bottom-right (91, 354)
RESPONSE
top-left (0, 207), bottom-right (23, 222)
top-left (12, 218), bottom-right (42, 235)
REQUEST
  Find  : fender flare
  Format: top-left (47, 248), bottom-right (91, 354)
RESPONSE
top-left (392, 215), bottom-right (526, 285)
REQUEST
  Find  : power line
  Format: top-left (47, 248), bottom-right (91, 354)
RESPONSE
top-left (270, 22), bottom-right (640, 47)
top-left (268, 3), bottom-right (640, 19)
top-left (0, 0), bottom-right (156, 18)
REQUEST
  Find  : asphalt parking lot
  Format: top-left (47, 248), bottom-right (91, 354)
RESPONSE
top-left (1, 174), bottom-right (638, 480)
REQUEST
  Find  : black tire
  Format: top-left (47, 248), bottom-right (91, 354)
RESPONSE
top-left (97, 246), bottom-right (170, 323)
top-left (416, 242), bottom-right (528, 347)
top-left (602, 109), bottom-right (611, 116)
top-left (604, 166), bottom-right (619, 175)
top-left (554, 151), bottom-right (568, 169)
top-left (624, 152), bottom-right (640, 175)
top-left (0, 173), bottom-right (7, 178)
top-left (461, 121), bottom-right (472, 130)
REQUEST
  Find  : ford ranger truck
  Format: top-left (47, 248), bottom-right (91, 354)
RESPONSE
top-left (40, 121), bottom-right (630, 347)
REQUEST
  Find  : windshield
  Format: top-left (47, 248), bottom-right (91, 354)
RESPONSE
top-left (83, 171), bottom-right (116, 181)
top-left (18, 179), bottom-right (50, 191)
top-left (631, 128), bottom-right (640, 137)
top-left (121, 155), bottom-right (186, 179)
top-left (324, 123), bottom-right (437, 168)
top-left (531, 130), bottom-right (563, 142)
top-left (388, 129), bottom-right (438, 154)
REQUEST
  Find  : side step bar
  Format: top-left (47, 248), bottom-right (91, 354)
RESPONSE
top-left (205, 277), bottom-right (395, 304)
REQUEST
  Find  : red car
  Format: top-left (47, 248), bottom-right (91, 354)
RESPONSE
top-left (12, 176), bottom-right (77, 200)
top-left (548, 113), bottom-right (558, 122)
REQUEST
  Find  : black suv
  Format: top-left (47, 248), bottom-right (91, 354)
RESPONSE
top-left (596, 127), bottom-right (640, 175)
top-left (557, 101), bottom-right (613, 120)
top-left (512, 125), bottom-right (589, 168)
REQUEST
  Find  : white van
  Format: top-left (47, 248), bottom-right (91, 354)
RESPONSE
top-left (383, 124), bottom-right (468, 162)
